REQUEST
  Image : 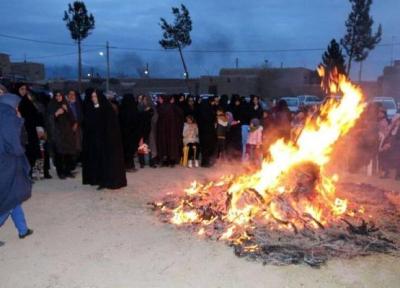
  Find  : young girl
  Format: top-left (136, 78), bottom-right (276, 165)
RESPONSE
top-left (182, 115), bottom-right (200, 168)
top-left (247, 118), bottom-right (263, 167)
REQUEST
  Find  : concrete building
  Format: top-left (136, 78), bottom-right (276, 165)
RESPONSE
top-left (378, 60), bottom-right (400, 101)
top-left (0, 53), bottom-right (11, 77)
top-left (45, 65), bottom-right (384, 101)
top-left (48, 78), bottom-right (198, 96)
top-left (48, 67), bottom-right (325, 99)
top-left (199, 67), bottom-right (322, 99)
top-left (11, 62), bottom-right (45, 81)
top-left (0, 52), bottom-right (45, 81)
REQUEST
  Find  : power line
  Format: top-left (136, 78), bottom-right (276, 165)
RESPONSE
top-left (12, 49), bottom-right (100, 61)
top-left (1, 32), bottom-right (400, 55)
top-left (0, 33), bottom-right (103, 48)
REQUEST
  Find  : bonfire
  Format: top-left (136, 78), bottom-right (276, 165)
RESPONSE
top-left (151, 67), bottom-right (400, 267)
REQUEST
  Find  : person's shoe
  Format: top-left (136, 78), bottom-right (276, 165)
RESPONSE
top-left (194, 160), bottom-right (200, 168)
top-left (140, 164), bottom-right (145, 169)
top-left (44, 174), bottom-right (52, 179)
top-left (58, 174), bottom-right (66, 180)
top-left (19, 229), bottom-right (34, 239)
top-left (126, 168), bottom-right (137, 173)
top-left (188, 160), bottom-right (193, 168)
top-left (65, 173), bottom-right (75, 179)
top-left (97, 186), bottom-right (105, 191)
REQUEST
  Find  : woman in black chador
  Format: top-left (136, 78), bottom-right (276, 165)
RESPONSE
top-left (47, 91), bottom-right (77, 179)
top-left (156, 95), bottom-right (184, 167)
top-left (15, 83), bottom-right (41, 171)
top-left (119, 94), bottom-right (141, 171)
top-left (82, 89), bottom-right (127, 190)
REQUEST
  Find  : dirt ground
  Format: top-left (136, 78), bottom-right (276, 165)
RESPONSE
top-left (1, 164), bottom-right (399, 288)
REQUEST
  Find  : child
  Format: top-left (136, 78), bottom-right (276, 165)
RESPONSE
top-left (216, 109), bottom-right (229, 159)
top-left (247, 118), bottom-right (263, 167)
top-left (182, 115), bottom-right (200, 168)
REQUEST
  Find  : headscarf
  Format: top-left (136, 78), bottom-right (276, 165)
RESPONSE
top-left (13, 82), bottom-right (28, 97)
top-left (0, 93), bottom-right (21, 109)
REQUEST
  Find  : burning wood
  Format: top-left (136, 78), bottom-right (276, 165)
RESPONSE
top-left (151, 182), bottom-right (400, 267)
top-left (150, 67), bottom-right (400, 267)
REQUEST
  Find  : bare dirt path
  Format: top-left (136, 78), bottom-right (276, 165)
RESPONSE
top-left (0, 166), bottom-right (399, 288)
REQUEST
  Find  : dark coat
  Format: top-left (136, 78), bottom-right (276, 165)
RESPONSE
top-left (119, 95), bottom-right (141, 160)
top-left (157, 102), bottom-right (184, 161)
top-left (250, 105), bottom-right (264, 120)
top-left (18, 95), bottom-right (41, 164)
top-left (0, 94), bottom-right (32, 214)
top-left (47, 98), bottom-right (77, 155)
top-left (69, 100), bottom-right (83, 152)
top-left (197, 100), bottom-right (217, 164)
top-left (272, 103), bottom-right (292, 141)
top-left (139, 107), bottom-right (154, 143)
top-left (227, 102), bottom-right (243, 153)
top-left (82, 93), bottom-right (127, 189)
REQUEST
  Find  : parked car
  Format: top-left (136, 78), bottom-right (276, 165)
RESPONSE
top-left (372, 97), bottom-right (398, 120)
top-left (322, 95), bottom-right (342, 105)
top-left (199, 93), bottom-right (215, 99)
top-left (281, 97), bottom-right (300, 113)
top-left (298, 95), bottom-right (322, 107)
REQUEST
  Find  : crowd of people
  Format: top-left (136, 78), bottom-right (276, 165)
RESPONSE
top-left (1, 80), bottom-right (400, 237)
top-left (0, 83), bottom-right (288, 190)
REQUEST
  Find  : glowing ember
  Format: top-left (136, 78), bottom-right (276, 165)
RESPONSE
top-left (172, 67), bottom-right (364, 232)
top-left (152, 67), bottom-right (399, 267)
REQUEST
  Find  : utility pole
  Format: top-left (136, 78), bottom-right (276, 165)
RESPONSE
top-left (235, 57), bottom-right (239, 69)
top-left (390, 36), bottom-right (395, 66)
top-left (144, 63), bottom-right (149, 78)
top-left (106, 41), bottom-right (110, 92)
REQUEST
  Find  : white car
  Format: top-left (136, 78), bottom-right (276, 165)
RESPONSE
top-left (281, 97), bottom-right (300, 113)
top-left (372, 97), bottom-right (398, 120)
top-left (298, 95), bottom-right (322, 106)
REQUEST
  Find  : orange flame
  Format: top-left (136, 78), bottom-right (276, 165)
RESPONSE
top-left (169, 66), bottom-right (366, 241)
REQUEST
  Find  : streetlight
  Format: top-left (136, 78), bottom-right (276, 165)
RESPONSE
top-left (183, 72), bottom-right (187, 79)
top-left (98, 42), bottom-right (110, 92)
top-left (144, 63), bottom-right (149, 77)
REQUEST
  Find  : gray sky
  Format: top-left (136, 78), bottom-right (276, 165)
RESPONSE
top-left (1, 0), bottom-right (399, 80)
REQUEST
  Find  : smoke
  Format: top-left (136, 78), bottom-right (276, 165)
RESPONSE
top-left (189, 31), bottom-right (236, 75)
top-left (46, 65), bottom-right (76, 79)
top-left (109, 29), bottom-right (236, 78)
top-left (113, 52), bottom-right (145, 77)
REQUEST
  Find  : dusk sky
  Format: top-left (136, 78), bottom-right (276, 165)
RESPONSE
top-left (1, 0), bottom-right (399, 80)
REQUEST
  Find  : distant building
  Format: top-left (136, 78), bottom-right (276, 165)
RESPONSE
top-left (378, 60), bottom-right (400, 101)
top-left (199, 67), bottom-right (322, 99)
top-left (0, 53), bottom-right (11, 77)
top-left (0, 52), bottom-right (45, 81)
top-left (11, 62), bottom-right (45, 81)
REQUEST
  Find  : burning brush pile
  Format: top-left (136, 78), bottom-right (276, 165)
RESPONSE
top-left (151, 68), bottom-right (400, 267)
